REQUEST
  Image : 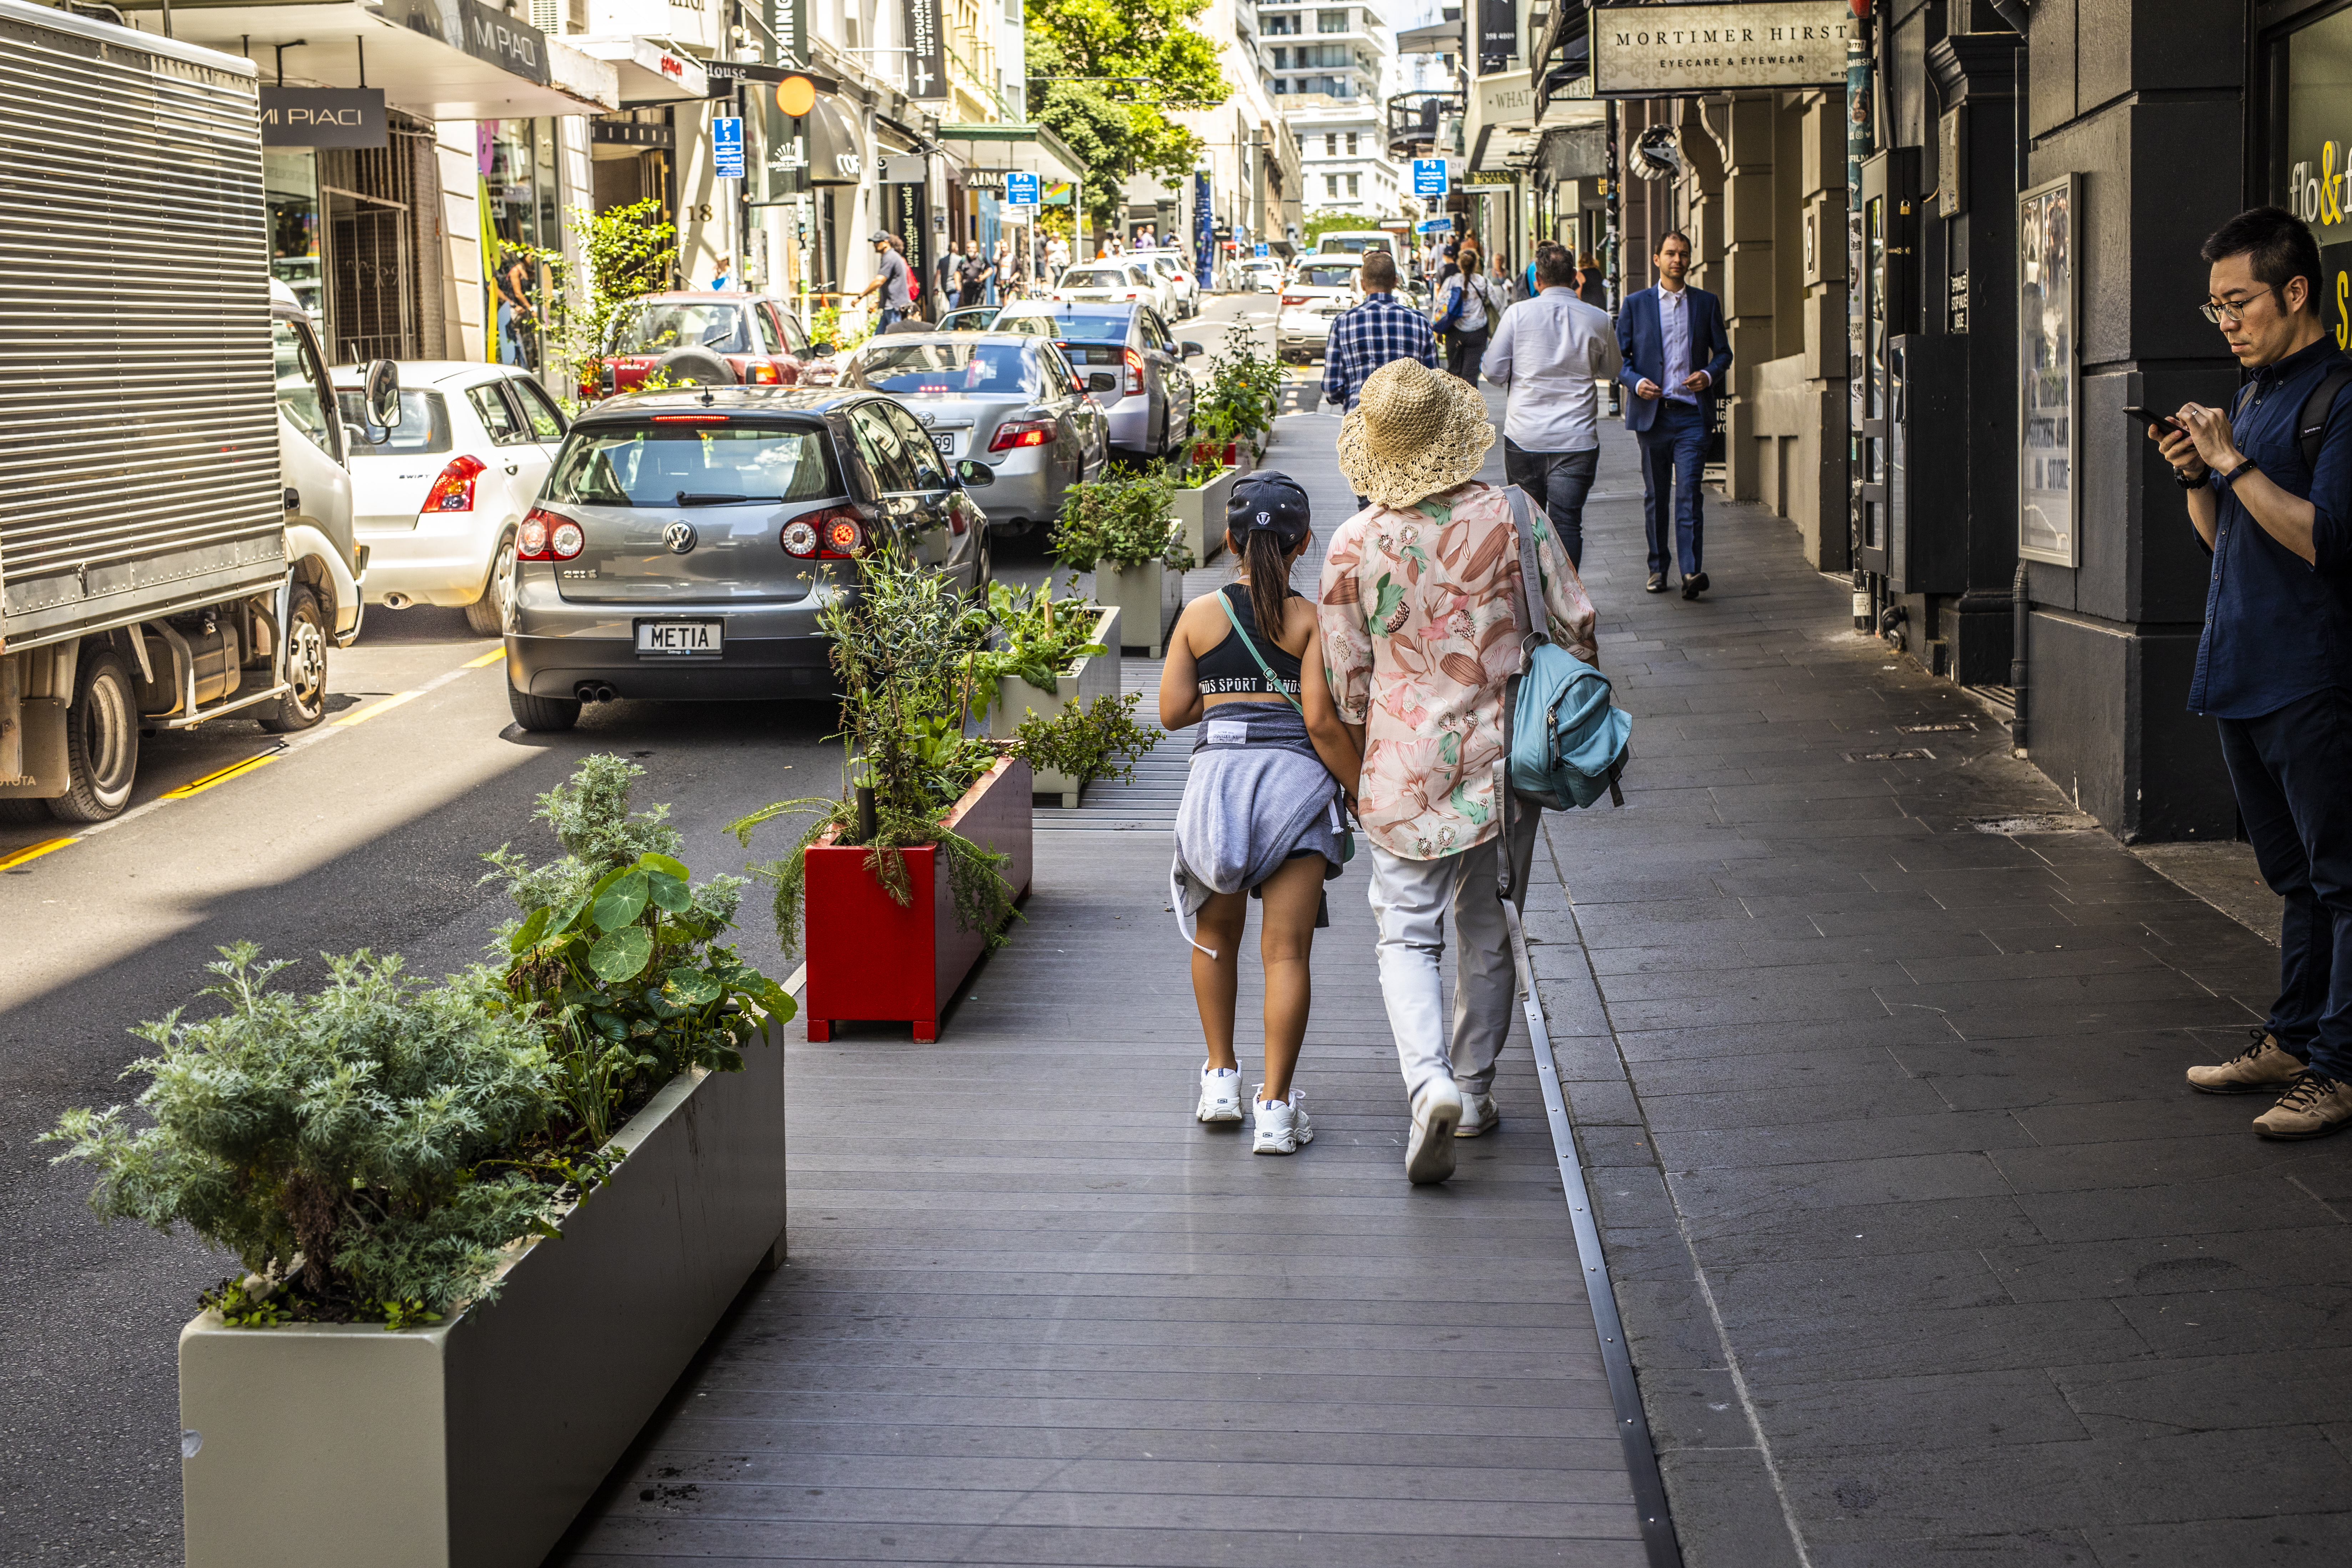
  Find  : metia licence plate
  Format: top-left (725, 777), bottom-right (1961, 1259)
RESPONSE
top-left (636, 619), bottom-right (723, 656)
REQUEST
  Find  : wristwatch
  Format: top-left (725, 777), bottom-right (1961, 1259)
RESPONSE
top-left (2220, 457), bottom-right (2261, 490)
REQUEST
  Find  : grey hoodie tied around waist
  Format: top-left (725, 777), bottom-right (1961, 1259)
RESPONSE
top-left (1170, 700), bottom-right (1347, 958)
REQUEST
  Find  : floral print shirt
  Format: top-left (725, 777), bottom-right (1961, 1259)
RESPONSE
top-left (1316, 481), bottom-right (1598, 860)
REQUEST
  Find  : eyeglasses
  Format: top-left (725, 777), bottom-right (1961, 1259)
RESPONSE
top-left (2200, 285), bottom-right (2282, 326)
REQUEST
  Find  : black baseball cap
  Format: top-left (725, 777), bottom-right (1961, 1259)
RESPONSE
top-left (1226, 470), bottom-right (1311, 547)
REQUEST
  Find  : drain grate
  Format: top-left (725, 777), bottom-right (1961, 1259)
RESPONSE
top-left (1847, 748), bottom-right (1935, 762)
top-left (1897, 721), bottom-right (1973, 733)
top-left (1971, 811), bottom-right (2101, 834)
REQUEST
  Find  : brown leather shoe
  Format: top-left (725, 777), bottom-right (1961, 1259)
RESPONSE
top-left (2186, 1028), bottom-right (2305, 1094)
top-left (2253, 1071), bottom-right (2352, 1140)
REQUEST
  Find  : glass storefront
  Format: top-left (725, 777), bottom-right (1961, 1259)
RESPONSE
top-left (482, 117), bottom-right (558, 370)
top-left (2271, 2), bottom-right (2352, 344)
top-left (265, 151), bottom-right (323, 329)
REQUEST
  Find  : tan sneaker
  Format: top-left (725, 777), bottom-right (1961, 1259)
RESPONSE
top-left (2186, 1029), bottom-right (2306, 1094)
top-left (2253, 1072), bottom-right (2352, 1140)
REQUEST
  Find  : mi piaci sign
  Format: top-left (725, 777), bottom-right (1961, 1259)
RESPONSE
top-left (1590, 0), bottom-right (1854, 95)
top-left (259, 87), bottom-right (387, 148)
top-left (388, 0), bottom-right (552, 86)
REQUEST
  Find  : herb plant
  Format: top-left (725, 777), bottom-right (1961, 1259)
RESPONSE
top-left (1051, 463), bottom-right (1194, 573)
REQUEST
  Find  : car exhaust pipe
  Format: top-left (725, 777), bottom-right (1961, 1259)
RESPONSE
top-left (381, 592), bottom-right (413, 609)
top-left (574, 682), bottom-right (619, 705)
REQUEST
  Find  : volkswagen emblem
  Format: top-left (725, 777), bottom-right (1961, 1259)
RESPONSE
top-left (663, 521), bottom-right (697, 554)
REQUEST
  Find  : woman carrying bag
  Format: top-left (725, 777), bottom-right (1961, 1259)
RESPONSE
top-left (1159, 474), bottom-right (1363, 1155)
top-left (1434, 240), bottom-right (1501, 387)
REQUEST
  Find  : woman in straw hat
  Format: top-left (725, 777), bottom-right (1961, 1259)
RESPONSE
top-left (1317, 359), bottom-right (1598, 1184)
top-left (1160, 473), bottom-right (1363, 1156)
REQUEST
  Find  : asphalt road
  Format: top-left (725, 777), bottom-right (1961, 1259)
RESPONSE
top-left (0, 289), bottom-right (1281, 1566)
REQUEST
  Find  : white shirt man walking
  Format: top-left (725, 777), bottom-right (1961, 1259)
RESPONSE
top-left (1481, 243), bottom-right (1622, 570)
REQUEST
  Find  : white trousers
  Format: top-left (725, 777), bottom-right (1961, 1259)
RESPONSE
top-left (1366, 806), bottom-right (1540, 1099)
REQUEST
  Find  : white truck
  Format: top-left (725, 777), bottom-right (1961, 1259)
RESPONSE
top-left (0, 0), bottom-right (384, 822)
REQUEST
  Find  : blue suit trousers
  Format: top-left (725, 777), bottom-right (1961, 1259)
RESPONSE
top-left (1637, 399), bottom-right (1706, 579)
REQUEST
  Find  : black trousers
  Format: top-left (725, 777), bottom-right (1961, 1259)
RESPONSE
top-left (1445, 326), bottom-right (1489, 385)
top-left (1501, 440), bottom-right (1599, 570)
top-left (2217, 685), bottom-right (2352, 1080)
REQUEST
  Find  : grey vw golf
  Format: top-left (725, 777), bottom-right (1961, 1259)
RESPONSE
top-left (503, 388), bottom-right (991, 730)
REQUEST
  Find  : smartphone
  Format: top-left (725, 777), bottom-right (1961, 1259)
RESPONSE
top-left (2124, 405), bottom-right (2183, 436)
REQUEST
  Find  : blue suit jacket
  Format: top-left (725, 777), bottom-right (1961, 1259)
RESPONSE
top-left (1615, 284), bottom-right (1733, 433)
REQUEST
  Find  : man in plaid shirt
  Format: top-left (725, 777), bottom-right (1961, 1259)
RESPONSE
top-left (1321, 251), bottom-right (1439, 505)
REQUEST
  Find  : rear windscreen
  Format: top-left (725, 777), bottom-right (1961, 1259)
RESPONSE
top-left (336, 390), bottom-right (453, 454)
top-left (548, 423), bottom-right (839, 508)
top-left (1297, 265), bottom-right (1359, 289)
top-left (1056, 343), bottom-right (1125, 365)
top-left (607, 301), bottom-right (754, 356)
top-left (846, 341), bottom-right (1037, 396)
top-left (1040, 312), bottom-right (1133, 343)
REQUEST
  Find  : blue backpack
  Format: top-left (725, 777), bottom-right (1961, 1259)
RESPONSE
top-left (1498, 487), bottom-right (1630, 810)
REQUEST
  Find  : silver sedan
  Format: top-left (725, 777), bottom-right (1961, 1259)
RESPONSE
top-left (836, 333), bottom-right (1108, 534)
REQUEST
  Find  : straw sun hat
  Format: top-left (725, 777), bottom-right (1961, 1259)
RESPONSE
top-left (1336, 358), bottom-right (1495, 509)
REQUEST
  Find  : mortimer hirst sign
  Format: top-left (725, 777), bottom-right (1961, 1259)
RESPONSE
top-left (1591, 0), bottom-right (1854, 96)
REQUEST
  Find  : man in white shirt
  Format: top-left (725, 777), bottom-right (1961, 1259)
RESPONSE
top-left (1480, 243), bottom-right (1622, 569)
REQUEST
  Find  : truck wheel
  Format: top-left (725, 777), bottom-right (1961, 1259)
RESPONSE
top-left (49, 650), bottom-right (140, 822)
top-left (259, 586), bottom-right (328, 733)
top-left (464, 533), bottom-right (517, 637)
top-left (508, 683), bottom-right (580, 732)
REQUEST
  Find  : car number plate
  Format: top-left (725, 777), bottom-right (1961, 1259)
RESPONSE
top-left (930, 432), bottom-right (957, 454)
top-left (636, 619), bottom-right (723, 656)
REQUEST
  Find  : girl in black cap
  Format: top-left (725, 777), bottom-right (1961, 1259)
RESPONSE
top-left (1159, 472), bottom-right (1362, 1155)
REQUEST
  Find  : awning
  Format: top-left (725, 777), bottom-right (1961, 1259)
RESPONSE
top-left (115, 0), bottom-right (616, 119)
top-left (932, 122), bottom-right (1087, 186)
top-left (1395, 21), bottom-right (1462, 53)
top-left (1470, 120), bottom-right (1540, 173)
top-left (568, 36), bottom-right (707, 105)
top-left (806, 95), bottom-right (865, 185)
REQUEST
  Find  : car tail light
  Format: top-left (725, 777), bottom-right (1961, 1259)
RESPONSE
top-left (747, 360), bottom-right (779, 384)
top-left (1281, 293), bottom-right (1307, 306)
top-left (422, 454), bottom-right (484, 513)
top-left (1123, 348), bottom-right (1145, 396)
top-left (989, 418), bottom-right (1055, 452)
top-left (516, 505), bottom-right (584, 561)
top-left (782, 504), bottom-right (865, 559)
top-left (651, 414), bottom-right (730, 423)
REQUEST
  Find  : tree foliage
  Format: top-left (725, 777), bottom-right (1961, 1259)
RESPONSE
top-left (1024, 0), bottom-right (1229, 238)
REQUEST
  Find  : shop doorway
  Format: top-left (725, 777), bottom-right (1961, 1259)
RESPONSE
top-left (319, 130), bottom-right (423, 364)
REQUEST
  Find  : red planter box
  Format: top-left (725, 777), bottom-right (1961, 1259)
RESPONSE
top-left (802, 756), bottom-right (1034, 1042)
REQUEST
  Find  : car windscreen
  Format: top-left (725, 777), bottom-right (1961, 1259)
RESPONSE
top-left (1320, 236), bottom-right (1389, 253)
top-left (334, 389), bottom-right (453, 453)
top-left (1034, 311), bottom-right (1133, 343)
top-left (1297, 264), bottom-right (1359, 289)
top-left (547, 421), bottom-right (838, 507)
top-left (1061, 268), bottom-right (1131, 286)
top-left (607, 301), bottom-right (754, 356)
top-left (846, 341), bottom-right (1037, 396)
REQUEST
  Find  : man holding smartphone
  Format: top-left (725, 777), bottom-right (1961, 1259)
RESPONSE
top-left (2150, 205), bottom-right (2352, 1139)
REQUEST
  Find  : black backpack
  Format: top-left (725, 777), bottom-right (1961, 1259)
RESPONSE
top-left (2231, 360), bottom-right (2352, 469)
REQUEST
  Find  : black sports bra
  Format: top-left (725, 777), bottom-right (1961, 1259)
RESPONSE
top-left (1195, 583), bottom-right (1304, 697)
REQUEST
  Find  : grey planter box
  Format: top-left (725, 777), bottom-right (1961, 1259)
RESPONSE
top-left (1100, 559), bottom-right (1181, 658)
top-left (986, 604), bottom-right (1121, 807)
top-left (1169, 467), bottom-right (1235, 566)
top-left (177, 1024), bottom-right (789, 1568)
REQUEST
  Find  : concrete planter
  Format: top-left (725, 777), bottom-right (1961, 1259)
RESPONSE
top-left (986, 605), bottom-right (1122, 807)
top-left (1169, 468), bottom-right (1235, 566)
top-left (1100, 560), bottom-right (1182, 658)
top-left (177, 1027), bottom-right (789, 1568)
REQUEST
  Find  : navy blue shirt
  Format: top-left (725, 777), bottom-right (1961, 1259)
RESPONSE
top-left (2188, 334), bottom-right (2352, 718)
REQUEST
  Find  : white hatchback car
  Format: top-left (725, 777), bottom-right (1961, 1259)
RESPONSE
top-left (1277, 256), bottom-right (1367, 362)
top-left (1053, 260), bottom-right (1173, 319)
top-left (1143, 252), bottom-right (1199, 318)
top-left (332, 362), bottom-right (569, 635)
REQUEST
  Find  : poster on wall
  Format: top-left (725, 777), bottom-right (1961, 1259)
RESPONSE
top-left (2018, 175), bottom-right (2078, 568)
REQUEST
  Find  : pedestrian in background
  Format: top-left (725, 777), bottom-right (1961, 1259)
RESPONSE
top-left (1483, 243), bottom-right (1621, 570)
top-left (1577, 251), bottom-right (1608, 309)
top-left (1162, 474), bottom-right (1360, 1156)
top-left (857, 231), bottom-right (912, 329)
top-left (1321, 249), bottom-right (1439, 508)
top-left (955, 238), bottom-right (992, 309)
top-left (1321, 359), bottom-right (1598, 1184)
top-left (2154, 205), bottom-right (2352, 1140)
top-left (1046, 233), bottom-right (1069, 284)
top-left (1432, 238), bottom-right (1501, 386)
top-left (1617, 230), bottom-right (1731, 598)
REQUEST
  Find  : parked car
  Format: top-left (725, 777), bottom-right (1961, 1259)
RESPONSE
top-left (1234, 257), bottom-right (1283, 293)
top-left (1277, 256), bottom-right (1367, 363)
top-left (1051, 260), bottom-right (1168, 317)
top-left (1143, 252), bottom-right (1199, 319)
top-left (333, 362), bottom-right (570, 635)
top-left (504, 388), bottom-right (992, 730)
top-left (993, 302), bottom-right (1201, 462)
top-left (839, 333), bottom-right (1107, 536)
top-left (934, 304), bottom-right (998, 332)
top-left (594, 291), bottom-right (826, 397)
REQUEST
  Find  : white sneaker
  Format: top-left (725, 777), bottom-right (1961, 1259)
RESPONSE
top-left (1456, 1093), bottom-right (1499, 1138)
top-left (1253, 1087), bottom-right (1313, 1155)
top-left (1405, 1077), bottom-right (1462, 1184)
top-left (1197, 1065), bottom-right (1244, 1124)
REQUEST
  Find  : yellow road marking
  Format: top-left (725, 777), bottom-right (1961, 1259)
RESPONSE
top-left (161, 754), bottom-right (277, 798)
top-left (463, 646), bottom-right (509, 668)
top-left (334, 689), bottom-right (423, 726)
top-left (0, 836), bottom-right (79, 871)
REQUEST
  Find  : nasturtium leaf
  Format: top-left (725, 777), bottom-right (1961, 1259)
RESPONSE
top-left (646, 871), bottom-right (692, 914)
top-left (663, 968), bottom-right (723, 1006)
top-left (587, 924), bottom-right (653, 981)
top-left (639, 852), bottom-right (691, 881)
top-left (592, 869), bottom-right (650, 932)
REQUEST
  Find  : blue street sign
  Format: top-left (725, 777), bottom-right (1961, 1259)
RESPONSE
top-left (713, 116), bottom-right (744, 179)
top-left (1412, 157), bottom-right (1449, 197)
top-left (1005, 171), bottom-right (1039, 205)
top-left (1254, 241), bottom-right (1268, 258)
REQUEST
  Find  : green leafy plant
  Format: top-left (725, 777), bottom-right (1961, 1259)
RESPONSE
top-left (513, 198), bottom-right (677, 405)
top-left (1193, 324), bottom-right (1280, 457)
top-left (1173, 460), bottom-right (1227, 490)
top-left (1014, 692), bottom-right (1157, 789)
top-left (1051, 463), bottom-right (1193, 572)
top-left (41, 947), bottom-right (559, 1324)
top-left (811, 302), bottom-right (870, 356)
top-left (968, 576), bottom-right (1109, 707)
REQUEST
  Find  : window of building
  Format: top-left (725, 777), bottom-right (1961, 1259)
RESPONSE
top-left (1346, 173), bottom-right (1359, 198)
top-left (1346, 132), bottom-right (1358, 155)
top-left (1324, 133), bottom-right (1336, 156)
top-left (1273, 46), bottom-right (1289, 68)
top-left (1326, 174), bottom-right (1340, 198)
top-left (1317, 8), bottom-right (1347, 31)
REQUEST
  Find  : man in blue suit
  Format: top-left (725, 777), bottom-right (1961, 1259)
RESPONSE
top-left (1617, 231), bottom-right (1733, 599)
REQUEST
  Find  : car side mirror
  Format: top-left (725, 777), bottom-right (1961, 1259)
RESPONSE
top-left (954, 458), bottom-right (995, 487)
top-left (1181, 341), bottom-right (1205, 358)
top-left (1088, 370), bottom-right (1118, 392)
top-left (360, 358), bottom-right (401, 430)
top-left (809, 341), bottom-right (835, 357)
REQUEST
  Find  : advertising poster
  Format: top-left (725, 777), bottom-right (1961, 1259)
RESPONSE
top-left (2019, 176), bottom-right (2078, 567)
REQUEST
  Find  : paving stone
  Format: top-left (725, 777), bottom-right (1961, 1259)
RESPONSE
top-left (1652, 1449), bottom-right (1807, 1568)
top-left (1983, 1226), bottom-right (2352, 1304)
top-left (1655, 1108), bottom-right (2037, 1171)
top-left (1663, 1151), bottom-right (2014, 1219)
top-left (1681, 1193), bottom-right (2046, 1267)
top-left (1639, 1073), bottom-right (1953, 1133)
top-left (1734, 1297), bottom-right (2153, 1384)
top-left (2081, 1511), bottom-right (2352, 1567)
top-left (2054, 1345), bottom-right (2352, 1435)
top-left (1750, 1367), bottom-right (2092, 1455)
top-left (1809, 1531), bottom-right (2099, 1566)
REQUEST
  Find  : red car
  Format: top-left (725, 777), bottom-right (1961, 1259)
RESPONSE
top-left (592, 291), bottom-right (831, 398)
